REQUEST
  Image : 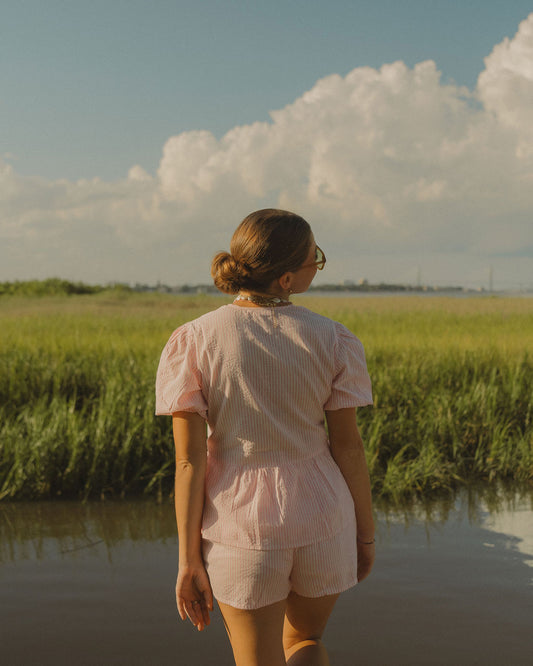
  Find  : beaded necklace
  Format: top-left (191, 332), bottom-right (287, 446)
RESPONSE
top-left (233, 293), bottom-right (291, 307)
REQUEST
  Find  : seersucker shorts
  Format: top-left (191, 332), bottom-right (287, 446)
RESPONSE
top-left (202, 519), bottom-right (357, 610)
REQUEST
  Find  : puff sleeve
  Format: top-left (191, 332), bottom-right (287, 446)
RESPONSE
top-left (324, 322), bottom-right (373, 410)
top-left (155, 324), bottom-right (208, 418)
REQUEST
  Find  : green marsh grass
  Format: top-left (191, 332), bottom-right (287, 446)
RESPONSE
top-left (1, 292), bottom-right (531, 501)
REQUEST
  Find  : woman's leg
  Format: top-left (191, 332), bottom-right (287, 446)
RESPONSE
top-left (218, 599), bottom-right (287, 666)
top-left (283, 591), bottom-right (340, 666)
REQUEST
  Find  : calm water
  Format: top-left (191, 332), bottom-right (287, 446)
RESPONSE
top-left (1, 487), bottom-right (532, 666)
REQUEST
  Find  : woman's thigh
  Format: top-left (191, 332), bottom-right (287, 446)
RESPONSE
top-left (218, 599), bottom-right (287, 666)
top-left (283, 591), bottom-right (340, 652)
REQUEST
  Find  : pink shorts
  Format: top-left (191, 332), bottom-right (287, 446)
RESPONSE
top-left (202, 519), bottom-right (357, 610)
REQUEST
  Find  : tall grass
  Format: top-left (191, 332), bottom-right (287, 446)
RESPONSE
top-left (1, 292), bottom-right (531, 500)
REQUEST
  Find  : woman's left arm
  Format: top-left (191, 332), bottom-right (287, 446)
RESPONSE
top-left (172, 411), bottom-right (213, 631)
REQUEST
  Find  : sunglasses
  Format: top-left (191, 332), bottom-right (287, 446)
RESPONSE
top-left (299, 245), bottom-right (326, 271)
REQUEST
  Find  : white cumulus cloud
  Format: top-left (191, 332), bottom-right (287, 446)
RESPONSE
top-left (478, 13), bottom-right (533, 159)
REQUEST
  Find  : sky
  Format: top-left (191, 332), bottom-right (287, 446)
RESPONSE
top-left (2, 0), bottom-right (533, 290)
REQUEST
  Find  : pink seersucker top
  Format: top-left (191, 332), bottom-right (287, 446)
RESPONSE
top-left (155, 303), bottom-right (372, 551)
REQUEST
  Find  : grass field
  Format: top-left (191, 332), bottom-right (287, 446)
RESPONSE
top-left (1, 292), bottom-right (531, 501)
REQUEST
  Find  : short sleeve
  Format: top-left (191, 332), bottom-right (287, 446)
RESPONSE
top-left (324, 323), bottom-right (373, 410)
top-left (155, 324), bottom-right (208, 418)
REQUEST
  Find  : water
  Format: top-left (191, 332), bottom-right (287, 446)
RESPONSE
top-left (1, 488), bottom-right (532, 665)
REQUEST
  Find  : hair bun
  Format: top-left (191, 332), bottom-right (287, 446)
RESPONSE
top-left (211, 252), bottom-right (248, 294)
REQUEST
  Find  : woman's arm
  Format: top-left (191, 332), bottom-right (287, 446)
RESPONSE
top-left (325, 407), bottom-right (375, 582)
top-left (172, 411), bottom-right (213, 630)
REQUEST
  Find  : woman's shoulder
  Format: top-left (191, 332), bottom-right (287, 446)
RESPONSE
top-left (292, 305), bottom-right (355, 335)
top-left (167, 304), bottom-right (234, 337)
top-left (291, 304), bottom-right (334, 325)
top-left (192, 303), bottom-right (239, 329)
top-left (293, 307), bottom-right (365, 359)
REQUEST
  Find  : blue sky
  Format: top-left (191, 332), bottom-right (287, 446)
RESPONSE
top-left (1, 1), bottom-right (533, 289)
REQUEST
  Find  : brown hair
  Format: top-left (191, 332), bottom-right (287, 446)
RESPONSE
top-left (211, 209), bottom-right (312, 295)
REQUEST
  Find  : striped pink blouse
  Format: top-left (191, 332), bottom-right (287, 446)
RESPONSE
top-left (155, 303), bottom-right (372, 550)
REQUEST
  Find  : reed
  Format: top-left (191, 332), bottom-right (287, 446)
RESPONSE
top-left (1, 292), bottom-right (531, 500)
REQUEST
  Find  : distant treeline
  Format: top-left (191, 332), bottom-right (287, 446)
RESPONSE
top-left (0, 279), bottom-right (132, 297)
top-left (0, 278), bottom-right (473, 298)
top-left (144, 282), bottom-right (468, 295)
top-left (308, 283), bottom-right (465, 293)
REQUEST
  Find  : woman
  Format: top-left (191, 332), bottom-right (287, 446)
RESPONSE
top-left (156, 209), bottom-right (375, 666)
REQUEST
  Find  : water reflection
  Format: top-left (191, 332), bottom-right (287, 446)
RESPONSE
top-left (375, 484), bottom-right (533, 577)
top-left (0, 500), bottom-right (177, 563)
top-left (2, 485), bottom-right (531, 564)
top-left (1, 486), bottom-right (532, 666)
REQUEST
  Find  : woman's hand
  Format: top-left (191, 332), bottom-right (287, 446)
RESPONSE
top-left (356, 541), bottom-right (375, 582)
top-left (176, 563), bottom-right (214, 631)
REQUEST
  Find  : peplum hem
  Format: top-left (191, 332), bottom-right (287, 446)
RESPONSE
top-left (201, 449), bottom-right (356, 550)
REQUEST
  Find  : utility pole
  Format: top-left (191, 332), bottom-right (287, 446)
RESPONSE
top-left (489, 265), bottom-right (493, 293)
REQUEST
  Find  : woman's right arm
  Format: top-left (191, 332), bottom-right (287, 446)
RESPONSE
top-left (172, 411), bottom-right (213, 630)
top-left (325, 407), bottom-right (375, 582)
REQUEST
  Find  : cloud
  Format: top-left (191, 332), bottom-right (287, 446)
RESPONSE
top-left (478, 13), bottom-right (533, 158)
top-left (1, 14), bottom-right (533, 286)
